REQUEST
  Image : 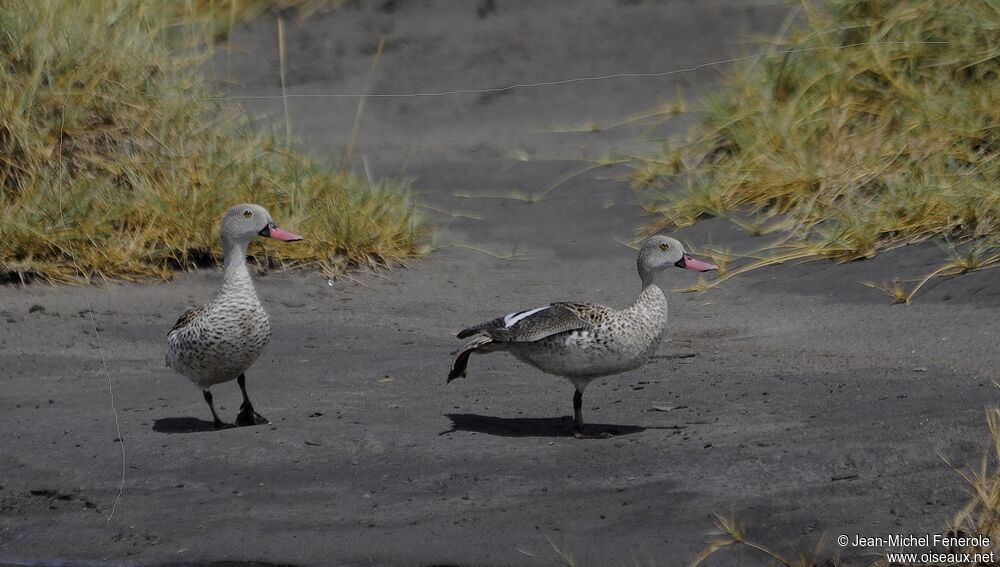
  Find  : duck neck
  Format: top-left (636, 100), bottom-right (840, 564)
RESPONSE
top-left (633, 280), bottom-right (665, 306)
top-left (220, 238), bottom-right (255, 295)
top-left (638, 261), bottom-right (657, 291)
top-left (631, 279), bottom-right (668, 336)
top-left (634, 265), bottom-right (667, 315)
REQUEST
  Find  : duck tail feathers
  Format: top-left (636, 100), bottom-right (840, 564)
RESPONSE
top-left (456, 327), bottom-right (481, 339)
top-left (448, 336), bottom-right (493, 383)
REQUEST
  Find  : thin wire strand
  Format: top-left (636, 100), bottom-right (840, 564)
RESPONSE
top-left (209, 41), bottom-right (947, 100)
top-left (89, 298), bottom-right (125, 522)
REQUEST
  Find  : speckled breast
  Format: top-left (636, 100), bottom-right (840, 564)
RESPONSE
top-left (168, 303), bottom-right (271, 387)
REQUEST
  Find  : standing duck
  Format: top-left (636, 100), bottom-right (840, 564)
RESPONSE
top-left (166, 204), bottom-right (303, 428)
top-left (448, 235), bottom-right (717, 438)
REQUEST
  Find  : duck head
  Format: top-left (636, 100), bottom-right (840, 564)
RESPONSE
top-left (221, 204), bottom-right (303, 249)
top-left (637, 235), bottom-right (717, 286)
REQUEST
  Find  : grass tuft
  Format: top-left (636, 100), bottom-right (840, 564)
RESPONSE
top-left (629, 0), bottom-right (1000, 293)
top-left (690, 512), bottom-right (833, 567)
top-left (861, 278), bottom-right (911, 304)
top-left (0, 0), bottom-right (423, 284)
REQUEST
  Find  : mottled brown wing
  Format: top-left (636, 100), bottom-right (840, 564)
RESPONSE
top-left (168, 306), bottom-right (205, 335)
top-left (457, 303), bottom-right (594, 343)
top-left (551, 301), bottom-right (612, 326)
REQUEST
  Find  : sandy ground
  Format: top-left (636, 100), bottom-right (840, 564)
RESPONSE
top-left (2, 1), bottom-right (998, 566)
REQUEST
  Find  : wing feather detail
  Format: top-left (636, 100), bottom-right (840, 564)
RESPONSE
top-left (456, 303), bottom-right (598, 343)
top-left (168, 305), bottom-right (206, 336)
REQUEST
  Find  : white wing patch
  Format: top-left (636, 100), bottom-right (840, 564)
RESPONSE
top-left (503, 305), bottom-right (550, 328)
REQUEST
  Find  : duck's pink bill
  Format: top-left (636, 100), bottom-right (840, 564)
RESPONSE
top-left (681, 255), bottom-right (717, 272)
top-left (268, 227), bottom-right (303, 242)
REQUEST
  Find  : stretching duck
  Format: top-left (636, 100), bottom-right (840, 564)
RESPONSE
top-left (448, 235), bottom-right (717, 438)
top-left (166, 204), bottom-right (303, 428)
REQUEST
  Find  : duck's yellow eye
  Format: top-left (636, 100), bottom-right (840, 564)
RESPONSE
top-left (243, 210), bottom-right (252, 218)
top-left (659, 242), bottom-right (669, 251)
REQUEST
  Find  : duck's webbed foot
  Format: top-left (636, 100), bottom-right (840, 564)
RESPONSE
top-left (235, 373), bottom-right (269, 426)
top-left (236, 403), bottom-right (269, 426)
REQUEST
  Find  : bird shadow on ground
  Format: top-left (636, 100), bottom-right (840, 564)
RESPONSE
top-left (153, 417), bottom-right (225, 434)
top-left (441, 413), bottom-right (646, 438)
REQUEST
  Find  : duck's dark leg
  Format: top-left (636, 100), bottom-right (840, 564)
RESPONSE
top-left (573, 389), bottom-right (585, 435)
top-left (203, 389), bottom-right (226, 429)
top-left (572, 387), bottom-right (612, 439)
top-left (235, 373), bottom-right (269, 426)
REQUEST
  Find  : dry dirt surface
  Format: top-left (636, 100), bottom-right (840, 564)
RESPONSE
top-left (1, 1), bottom-right (997, 566)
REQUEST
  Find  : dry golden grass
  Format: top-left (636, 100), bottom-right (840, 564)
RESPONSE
top-left (690, 513), bottom-right (834, 567)
top-left (0, 0), bottom-right (423, 284)
top-left (629, 0), bottom-right (1000, 296)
